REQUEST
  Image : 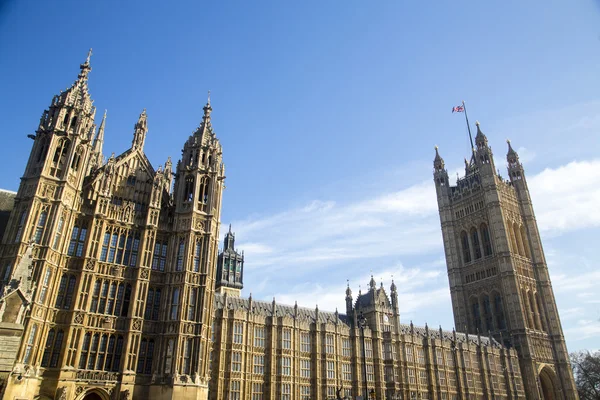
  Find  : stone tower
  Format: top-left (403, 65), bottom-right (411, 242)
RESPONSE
top-left (433, 122), bottom-right (578, 399)
top-left (0, 51), bottom-right (225, 400)
top-left (215, 225), bottom-right (244, 297)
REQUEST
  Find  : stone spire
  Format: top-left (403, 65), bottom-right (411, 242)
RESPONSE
top-left (474, 121), bottom-right (488, 148)
top-left (433, 146), bottom-right (445, 171)
top-left (195, 92), bottom-right (213, 139)
top-left (93, 110), bottom-right (106, 153)
top-left (132, 109), bottom-right (148, 150)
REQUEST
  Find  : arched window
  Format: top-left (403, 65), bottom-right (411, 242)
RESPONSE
top-left (23, 324), bottom-right (37, 364)
top-left (53, 217), bottom-right (64, 250)
top-left (79, 333), bottom-right (91, 369)
top-left (528, 290), bottom-right (541, 330)
top-left (51, 138), bottom-right (70, 177)
top-left (482, 294), bottom-right (493, 332)
top-left (33, 209), bottom-right (48, 244)
top-left (480, 223), bottom-right (493, 256)
top-left (62, 112), bottom-right (70, 128)
top-left (70, 115), bottom-right (78, 130)
top-left (55, 274), bottom-right (76, 309)
top-left (36, 136), bottom-right (50, 163)
top-left (170, 288), bottom-right (180, 320)
top-left (471, 298), bottom-right (482, 333)
top-left (493, 293), bottom-right (506, 330)
top-left (520, 225), bottom-right (531, 258)
top-left (184, 176), bottom-right (194, 202)
top-left (198, 177), bottom-right (210, 211)
top-left (164, 339), bottom-right (174, 374)
top-left (461, 231), bottom-right (471, 264)
top-left (471, 227), bottom-right (482, 260)
top-left (509, 222), bottom-right (519, 255)
top-left (14, 211), bottom-right (27, 243)
top-left (121, 284), bottom-right (132, 317)
top-left (41, 329), bottom-right (64, 367)
top-left (176, 239), bottom-right (185, 271)
top-left (514, 223), bottom-right (525, 257)
top-left (536, 293), bottom-right (547, 332)
top-left (71, 145), bottom-right (83, 171)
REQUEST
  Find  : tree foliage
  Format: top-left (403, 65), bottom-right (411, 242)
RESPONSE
top-left (571, 350), bottom-right (600, 400)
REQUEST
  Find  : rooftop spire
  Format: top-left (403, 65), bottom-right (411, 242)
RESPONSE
top-left (475, 120), bottom-right (488, 148)
top-left (77, 48), bottom-right (93, 85)
top-left (132, 109), bottom-right (148, 150)
top-left (93, 109), bottom-right (106, 153)
top-left (433, 145), bottom-right (445, 171)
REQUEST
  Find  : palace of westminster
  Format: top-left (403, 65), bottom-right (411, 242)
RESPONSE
top-left (0, 53), bottom-right (579, 400)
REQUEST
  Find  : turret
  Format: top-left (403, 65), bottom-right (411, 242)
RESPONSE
top-left (390, 279), bottom-right (398, 315)
top-left (474, 121), bottom-right (495, 173)
top-left (215, 225), bottom-right (243, 297)
top-left (132, 109), bottom-right (148, 150)
top-left (345, 281), bottom-right (353, 316)
top-left (433, 146), bottom-right (450, 203)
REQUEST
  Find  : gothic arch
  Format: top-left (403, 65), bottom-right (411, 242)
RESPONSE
top-left (75, 388), bottom-right (111, 400)
top-left (470, 227), bottom-right (482, 260)
top-left (538, 365), bottom-right (560, 400)
top-left (528, 290), bottom-right (541, 330)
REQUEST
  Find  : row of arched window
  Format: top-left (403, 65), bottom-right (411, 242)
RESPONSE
top-left (183, 175), bottom-right (211, 210)
top-left (78, 333), bottom-right (124, 371)
top-left (460, 223), bottom-right (493, 264)
top-left (471, 292), bottom-right (506, 333)
top-left (89, 279), bottom-right (132, 317)
top-left (522, 288), bottom-right (547, 332)
top-left (508, 222), bottom-right (531, 259)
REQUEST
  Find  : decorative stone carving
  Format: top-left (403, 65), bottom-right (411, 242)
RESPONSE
top-left (55, 386), bottom-right (67, 400)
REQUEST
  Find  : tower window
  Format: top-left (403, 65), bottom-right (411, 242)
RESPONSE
top-left (494, 293), bottom-right (506, 330)
top-left (176, 238), bottom-right (185, 271)
top-left (14, 211), bottom-right (27, 243)
top-left (480, 223), bottom-right (493, 256)
top-left (184, 176), bottom-right (194, 202)
top-left (170, 288), bottom-right (180, 320)
top-left (471, 227), bottom-right (482, 260)
top-left (33, 208), bottom-right (48, 244)
top-left (460, 231), bottom-right (471, 263)
top-left (482, 295), bottom-right (493, 332)
top-left (36, 136), bottom-right (50, 164)
top-left (472, 300), bottom-right (482, 333)
top-left (188, 288), bottom-right (197, 321)
top-left (51, 138), bottom-right (70, 177)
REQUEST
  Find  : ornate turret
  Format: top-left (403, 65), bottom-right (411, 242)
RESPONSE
top-left (474, 121), bottom-right (495, 170)
top-left (132, 109), bottom-right (148, 150)
top-left (345, 281), bottom-right (353, 316)
top-left (433, 146), bottom-right (445, 171)
top-left (90, 109), bottom-right (106, 169)
top-left (369, 275), bottom-right (376, 291)
top-left (215, 225), bottom-right (244, 297)
top-left (506, 139), bottom-right (525, 182)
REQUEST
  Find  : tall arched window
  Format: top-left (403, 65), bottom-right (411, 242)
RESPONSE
top-left (471, 227), bottom-right (482, 260)
top-left (164, 339), bottom-right (174, 374)
top-left (520, 225), bottom-right (531, 258)
top-left (509, 222), bottom-right (519, 255)
top-left (536, 293), bottom-right (547, 332)
top-left (528, 290), bottom-right (541, 330)
top-left (480, 223), bottom-right (493, 256)
top-left (51, 138), bottom-right (70, 177)
top-left (14, 211), bottom-right (27, 243)
top-left (198, 177), bottom-right (210, 211)
top-left (471, 298), bottom-right (482, 333)
top-left (23, 324), bottom-right (37, 364)
top-left (184, 176), bottom-right (194, 202)
top-left (461, 231), bottom-right (471, 264)
top-left (71, 145), bottom-right (83, 171)
top-left (170, 288), bottom-right (180, 320)
top-left (33, 208), bottom-right (48, 244)
top-left (514, 223), bottom-right (525, 257)
top-left (482, 294), bottom-right (493, 331)
top-left (176, 239), bottom-right (185, 271)
top-left (36, 136), bottom-right (50, 163)
top-left (493, 293), bottom-right (506, 330)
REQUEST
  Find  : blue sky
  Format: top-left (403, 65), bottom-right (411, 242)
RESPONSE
top-left (1, 1), bottom-right (599, 351)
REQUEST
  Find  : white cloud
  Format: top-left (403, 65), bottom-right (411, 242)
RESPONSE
top-left (528, 160), bottom-right (600, 234)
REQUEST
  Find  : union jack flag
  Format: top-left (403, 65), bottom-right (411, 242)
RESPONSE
top-left (452, 105), bottom-right (465, 113)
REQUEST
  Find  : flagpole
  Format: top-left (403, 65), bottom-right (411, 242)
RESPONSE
top-left (462, 100), bottom-right (475, 153)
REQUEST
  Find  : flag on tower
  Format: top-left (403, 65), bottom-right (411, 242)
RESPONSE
top-left (452, 105), bottom-right (465, 113)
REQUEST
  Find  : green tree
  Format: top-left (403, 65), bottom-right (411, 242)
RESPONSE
top-left (571, 350), bottom-right (600, 400)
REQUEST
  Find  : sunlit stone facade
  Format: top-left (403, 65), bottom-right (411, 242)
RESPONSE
top-left (0, 53), bottom-right (224, 400)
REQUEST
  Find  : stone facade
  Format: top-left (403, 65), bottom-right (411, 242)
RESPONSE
top-left (0, 51), bottom-right (224, 400)
top-left (210, 278), bottom-right (525, 400)
top-left (433, 123), bottom-right (579, 400)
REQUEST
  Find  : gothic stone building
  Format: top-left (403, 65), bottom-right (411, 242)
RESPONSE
top-left (0, 53), bottom-right (224, 400)
top-left (0, 52), bottom-right (573, 400)
top-left (433, 124), bottom-right (578, 399)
